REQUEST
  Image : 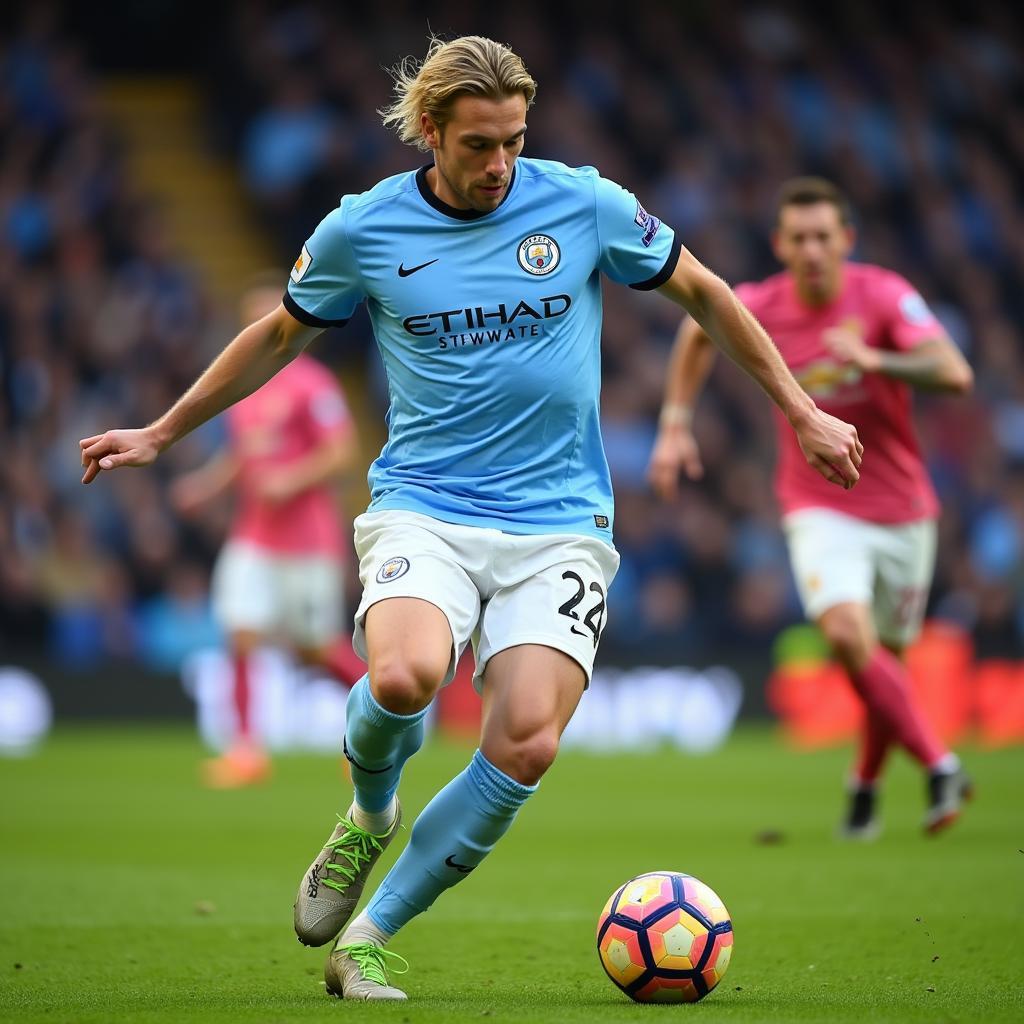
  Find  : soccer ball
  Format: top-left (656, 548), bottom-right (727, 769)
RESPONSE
top-left (596, 870), bottom-right (734, 1003)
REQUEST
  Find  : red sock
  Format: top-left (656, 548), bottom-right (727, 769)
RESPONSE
top-left (854, 708), bottom-right (892, 785)
top-left (850, 647), bottom-right (947, 769)
top-left (232, 651), bottom-right (252, 742)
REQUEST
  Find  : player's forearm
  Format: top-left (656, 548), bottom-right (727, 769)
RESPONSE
top-left (659, 320), bottom-right (717, 428)
top-left (872, 343), bottom-right (973, 393)
top-left (683, 273), bottom-right (816, 427)
top-left (150, 314), bottom-right (307, 450)
top-left (183, 453), bottom-right (239, 502)
top-left (279, 435), bottom-right (356, 495)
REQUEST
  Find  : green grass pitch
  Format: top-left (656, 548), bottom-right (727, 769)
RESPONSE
top-left (1, 725), bottom-right (1021, 1023)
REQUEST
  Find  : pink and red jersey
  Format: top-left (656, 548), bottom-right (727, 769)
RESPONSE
top-left (736, 263), bottom-right (941, 524)
top-left (228, 354), bottom-right (352, 556)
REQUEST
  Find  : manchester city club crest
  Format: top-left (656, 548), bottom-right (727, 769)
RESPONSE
top-left (517, 234), bottom-right (561, 276)
top-left (376, 556), bottom-right (410, 584)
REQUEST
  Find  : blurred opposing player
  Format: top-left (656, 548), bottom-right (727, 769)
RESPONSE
top-left (649, 177), bottom-right (974, 838)
top-left (80, 39), bottom-right (861, 999)
top-left (171, 273), bottom-right (358, 787)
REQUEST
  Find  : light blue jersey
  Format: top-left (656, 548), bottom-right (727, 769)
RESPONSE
top-left (285, 157), bottom-right (679, 543)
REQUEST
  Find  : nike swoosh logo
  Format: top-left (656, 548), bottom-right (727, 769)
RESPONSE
top-left (570, 625), bottom-right (588, 638)
top-left (398, 258), bottom-right (439, 277)
top-left (445, 855), bottom-right (474, 873)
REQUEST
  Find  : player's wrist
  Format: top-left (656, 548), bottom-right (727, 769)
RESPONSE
top-left (658, 402), bottom-right (693, 429)
top-left (146, 419), bottom-right (177, 453)
top-left (784, 394), bottom-right (818, 430)
top-left (861, 349), bottom-right (884, 374)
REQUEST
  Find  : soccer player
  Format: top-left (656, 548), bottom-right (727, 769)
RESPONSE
top-left (80, 38), bottom-right (861, 1000)
top-left (648, 177), bottom-right (973, 841)
top-left (170, 273), bottom-right (358, 788)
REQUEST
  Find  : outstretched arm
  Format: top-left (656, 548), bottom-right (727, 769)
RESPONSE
top-left (81, 304), bottom-right (322, 484)
top-left (655, 246), bottom-right (863, 490)
top-left (647, 318), bottom-right (717, 498)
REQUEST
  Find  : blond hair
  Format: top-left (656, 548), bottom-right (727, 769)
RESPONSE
top-left (380, 35), bottom-right (537, 151)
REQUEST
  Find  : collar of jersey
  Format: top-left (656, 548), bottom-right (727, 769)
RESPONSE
top-left (415, 164), bottom-right (518, 221)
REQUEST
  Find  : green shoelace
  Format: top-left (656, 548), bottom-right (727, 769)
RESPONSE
top-left (320, 816), bottom-right (389, 894)
top-left (336, 942), bottom-right (410, 987)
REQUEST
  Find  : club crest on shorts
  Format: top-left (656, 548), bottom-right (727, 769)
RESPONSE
top-left (517, 234), bottom-right (561, 275)
top-left (376, 556), bottom-right (410, 584)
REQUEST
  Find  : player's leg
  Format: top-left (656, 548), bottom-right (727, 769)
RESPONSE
top-left (351, 597), bottom-right (451, 814)
top-left (365, 642), bottom-right (583, 922)
top-left (204, 542), bottom-right (276, 788)
top-left (295, 596), bottom-right (451, 949)
top-left (818, 603), bottom-right (947, 776)
top-left (874, 519), bottom-right (970, 833)
top-left (857, 636), bottom-right (921, 790)
top-left (295, 513), bottom-right (481, 950)
top-left (816, 601), bottom-right (888, 838)
top-left (784, 509), bottom-right (887, 835)
top-left (330, 644), bottom-right (584, 1001)
top-left (328, 530), bottom-right (616, 1000)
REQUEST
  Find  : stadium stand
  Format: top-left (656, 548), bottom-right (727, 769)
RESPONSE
top-left (2, 2), bottom-right (1022, 689)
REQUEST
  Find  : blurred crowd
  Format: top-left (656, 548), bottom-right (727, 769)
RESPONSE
top-left (2, 2), bottom-right (1022, 676)
top-left (0, 8), bottom-right (228, 669)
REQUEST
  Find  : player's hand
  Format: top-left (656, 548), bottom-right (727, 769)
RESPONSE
top-left (822, 326), bottom-right (881, 373)
top-left (793, 408), bottom-right (863, 490)
top-left (255, 470), bottom-right (298, 504)
top-left (168, 475), bottom-right (209, 515)
top-left (647, 425), bottom-right (704, 500)
top-left (79, 427), bottom-right (162, 484)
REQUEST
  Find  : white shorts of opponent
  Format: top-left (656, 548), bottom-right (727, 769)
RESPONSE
top-left (352, 510), bottom-right (621, 692)
top-left (783, 507), bottom-right (937, 649)
top-left (212, 540), bottom-right (344, 650)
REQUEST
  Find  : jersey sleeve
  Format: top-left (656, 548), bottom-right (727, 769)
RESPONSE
top-left (879, 272), bottom-right (944, 351)
top-left (592, 174), bottom-right (681, 290)
top-left (284, 202), bottom-right (365, 328)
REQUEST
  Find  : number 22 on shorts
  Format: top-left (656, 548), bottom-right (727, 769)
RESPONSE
top-left (558, 570), bottom-right (606, 648)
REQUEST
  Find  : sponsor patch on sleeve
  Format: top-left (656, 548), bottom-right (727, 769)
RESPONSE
top-left (634, 202), bottom-right (662, 247)
top-left (898, 291), bottom-right (933, 326)
top-left (290, 244), bottom-right (313, 284)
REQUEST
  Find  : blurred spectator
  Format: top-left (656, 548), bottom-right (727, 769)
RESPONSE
top-left (1, 10), bottom-right (217, 667)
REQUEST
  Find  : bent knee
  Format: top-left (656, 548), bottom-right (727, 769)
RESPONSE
top-left (369, 652), bottom-right (447, 714)
top-left (818, 607), bottom-right (874, 671)
top-left (491, 731), bottom-right (560, 787)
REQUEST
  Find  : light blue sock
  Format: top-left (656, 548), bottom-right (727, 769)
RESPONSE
top-left (344, 675), bottom-right (428, 814)
top-left (365, 749), bottom-right (537, 934)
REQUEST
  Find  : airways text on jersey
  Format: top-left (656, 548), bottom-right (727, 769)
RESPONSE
top-left (402, 293), bottom-right (572, 350)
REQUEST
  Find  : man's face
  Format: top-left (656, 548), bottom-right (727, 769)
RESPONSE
top-left (772, 202), bottom-right (854, 302)
top-left (422, 93), bottom-right (527, 213)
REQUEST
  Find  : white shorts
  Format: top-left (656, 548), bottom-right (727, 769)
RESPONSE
top-left (782, 508), bottom-right (937, 648)
top-left (352, 510), bottom-right (620, 692)
top-left (211, 540), bottom-right (344, 649)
